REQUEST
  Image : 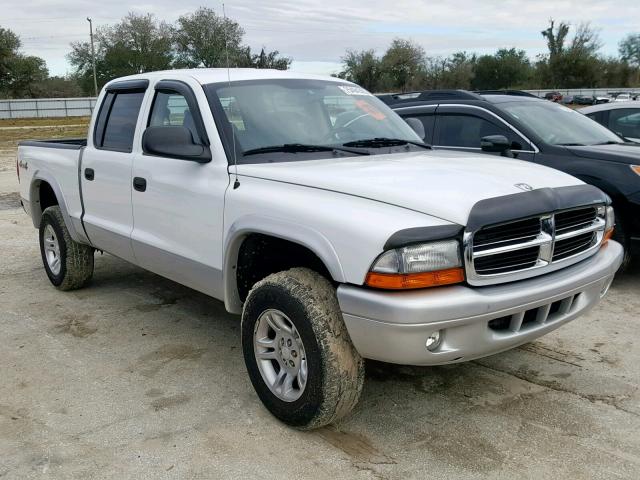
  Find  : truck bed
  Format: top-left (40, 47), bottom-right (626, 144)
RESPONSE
top-left (18, 138), bottom-right (87, 149)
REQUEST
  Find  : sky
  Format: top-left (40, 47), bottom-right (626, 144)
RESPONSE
top-left (3, 0), bottom-right (640, 77)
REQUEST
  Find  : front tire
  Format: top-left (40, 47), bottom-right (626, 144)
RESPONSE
top-left (39, 206), bottom-right (94, 290)
top-left (241, 268), bottom-right (364, 429)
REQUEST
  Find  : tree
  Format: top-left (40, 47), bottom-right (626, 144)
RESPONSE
top-left (380, 39), bottom-right (426, 92)
top-left (174, 7), bottom-right (244, 67)
top-left (541, 20), bottom-right (570, 58)
top-left (437, 52), bottom-right (475, 89)
top-left (248, 48), bottom-right (290, 70)
top-left (337, 49), bottom-right (381, 91)
top-left (173, 7), bottom-right (290, 70)
top-left (619, 33), bottom-right (640, 67)
top-left (472, 48), bottom-right (531, 90)
top-left (33, 76), bottom-right (83, 98)
top-left (595, 57), bottom-right (635, 87)
top-left (0, 27), bottom-right (21, 90)
top-left (68, 13), bottom-right (173, 94)
top-left (6, 55), bottom-right (48, 97)
top-left (0, 26), bottom-right (49, 98)
top-left (539, 20), bottom-right (602, 88)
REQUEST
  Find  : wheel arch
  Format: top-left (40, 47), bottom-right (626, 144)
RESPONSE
top-left (223, 215), bottom-right (345, 314)
top-left (29, 171), bottom-right (83, 243)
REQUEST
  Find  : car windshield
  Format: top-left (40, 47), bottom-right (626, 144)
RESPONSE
top-left (499, 101), bottom-right (623, 146)
top-left (205, 79), bottom-right (423, 163)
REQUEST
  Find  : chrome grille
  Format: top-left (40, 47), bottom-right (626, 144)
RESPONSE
top-left (465, 206), bottom-right (606, 286)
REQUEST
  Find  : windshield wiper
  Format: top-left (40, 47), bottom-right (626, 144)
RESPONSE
top-left (243, 143), bottom-right (369, 156)
top-left (556, 142), bottom-right (586, 146)
top-left (342, 137), bottom-right (431, 149)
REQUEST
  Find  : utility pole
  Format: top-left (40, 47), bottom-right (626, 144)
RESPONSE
top-left (87, 17), bottom-right (98, 97)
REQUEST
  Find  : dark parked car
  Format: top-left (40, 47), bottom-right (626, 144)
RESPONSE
top-left (544, 91), bottom-right (563, 102)
top-left (379, 90), bottom-right (640, 268)
top-left (574, 95), bottom-right (595, 105)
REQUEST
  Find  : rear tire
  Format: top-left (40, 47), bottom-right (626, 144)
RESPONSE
top-left (39, 206), bottom-right (94, 290)
top-left (241, 268), bottom-right (364, 429)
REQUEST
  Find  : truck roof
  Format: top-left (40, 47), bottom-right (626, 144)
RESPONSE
top-left (105, 68), bottom-right (348, 87)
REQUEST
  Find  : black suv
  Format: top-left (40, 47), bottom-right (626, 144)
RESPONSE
top-left (380, 90), bottom-right (640, 268)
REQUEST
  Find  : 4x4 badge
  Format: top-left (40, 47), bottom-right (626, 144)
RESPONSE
top-left (515, 183), bottom-right (533, 191)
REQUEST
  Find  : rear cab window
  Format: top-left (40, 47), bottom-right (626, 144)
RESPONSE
top-left (93, 81), bottom-right (148, 153)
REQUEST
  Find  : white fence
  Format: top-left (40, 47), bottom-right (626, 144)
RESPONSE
top-left (523, 87), bottom-right (639, 98)
top-left (0, 87), bottom-right (639, 120)
top-left (0, 97), bottom-right (97, 119)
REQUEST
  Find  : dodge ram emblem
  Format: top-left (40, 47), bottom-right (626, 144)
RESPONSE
top-left (515, 183), bottom-right (533, 191)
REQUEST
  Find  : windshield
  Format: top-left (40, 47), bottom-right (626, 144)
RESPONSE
top-left (499, 101), bottom-right (623, 146)
top-left (205, 79), bottom-right (422, 163)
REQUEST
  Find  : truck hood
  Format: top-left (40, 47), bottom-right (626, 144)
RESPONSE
top-left (565, 142), bottom-right (640, 164)
top-left (236, 150), bottom-right (583, 225)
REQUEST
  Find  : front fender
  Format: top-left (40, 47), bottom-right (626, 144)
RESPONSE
top-left (223, 214), bottom-right (345, 314)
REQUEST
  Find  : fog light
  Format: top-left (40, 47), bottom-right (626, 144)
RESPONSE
top-left (426, 331), bottom-right (442, 351)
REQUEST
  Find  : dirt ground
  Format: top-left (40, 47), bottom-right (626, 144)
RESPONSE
top-left (0, 123), bottom-right (639, 479)
top-left (0, 118), bottom-right (89, 173)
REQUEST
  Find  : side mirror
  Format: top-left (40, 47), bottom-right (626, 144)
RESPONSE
top-left (481, 135), bottom-right (515, 157)
top-left (481, 135), bottom-right (510, 152)
top-left (142, 125), bottom-right (211, 163)
top-left (404, 117), bottom-right (426, 140)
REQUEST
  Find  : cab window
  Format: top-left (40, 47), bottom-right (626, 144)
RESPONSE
top-left (435, 113), bottom-right (528, 150)
top-left (148, 91), bottom-right (201, 143)
top-left (95, 91), bottom-right (145, 152)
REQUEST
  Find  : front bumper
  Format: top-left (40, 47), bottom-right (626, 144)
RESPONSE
top-left (338, 241), bottom-right (623, 366)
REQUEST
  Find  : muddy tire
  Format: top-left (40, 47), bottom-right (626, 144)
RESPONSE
top-left (39, 206), bottom-right (94, 291)
top-left (241, 268), bottom-right (364, 429)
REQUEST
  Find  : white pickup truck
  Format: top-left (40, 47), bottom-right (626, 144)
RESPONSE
top-left (17, 69), bottom-right (623, 429)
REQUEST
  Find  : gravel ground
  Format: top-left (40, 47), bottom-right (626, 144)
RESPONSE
top-left (0, 139), bottom-right (639, 479)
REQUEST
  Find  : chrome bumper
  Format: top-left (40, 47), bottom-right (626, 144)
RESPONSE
top-left (337, 241), bottom-right (623, 366)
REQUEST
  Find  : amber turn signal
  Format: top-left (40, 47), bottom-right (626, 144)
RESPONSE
top-left (603, 228), bottom-right (615, 244)
top-left (365, 267), bottom-right (465, 290)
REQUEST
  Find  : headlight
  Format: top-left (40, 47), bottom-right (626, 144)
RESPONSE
top-left (366, 240), bottom-right (464, 289)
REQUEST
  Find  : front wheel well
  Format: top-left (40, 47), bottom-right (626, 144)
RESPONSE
top-left (235, 234), bottom-right (334, 302)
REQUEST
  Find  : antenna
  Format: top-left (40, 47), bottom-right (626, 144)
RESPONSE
top-left (223, 3), bottom-right (240, 189)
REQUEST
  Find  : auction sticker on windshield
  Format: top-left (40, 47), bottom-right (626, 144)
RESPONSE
top-left (338, 85), bottom-right (373, 96)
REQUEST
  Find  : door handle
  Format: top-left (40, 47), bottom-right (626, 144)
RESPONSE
top-left (84, 168), bottom-right (94, 181)
top-left (133, 177), bottom-right (147, 192)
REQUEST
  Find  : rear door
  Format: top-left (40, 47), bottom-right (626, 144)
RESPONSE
top-left (433, 105), bottom-right (536, 161)
top-left (130, 78), bottom-right (229, 299)
top-left (81, 79), bottom-right (148, 262)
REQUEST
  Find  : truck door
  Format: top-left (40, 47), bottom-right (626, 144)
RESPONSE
top-left (130, 79), bottom-right (229, 299)
top-left (81, 80), bottom-right (148, 262)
